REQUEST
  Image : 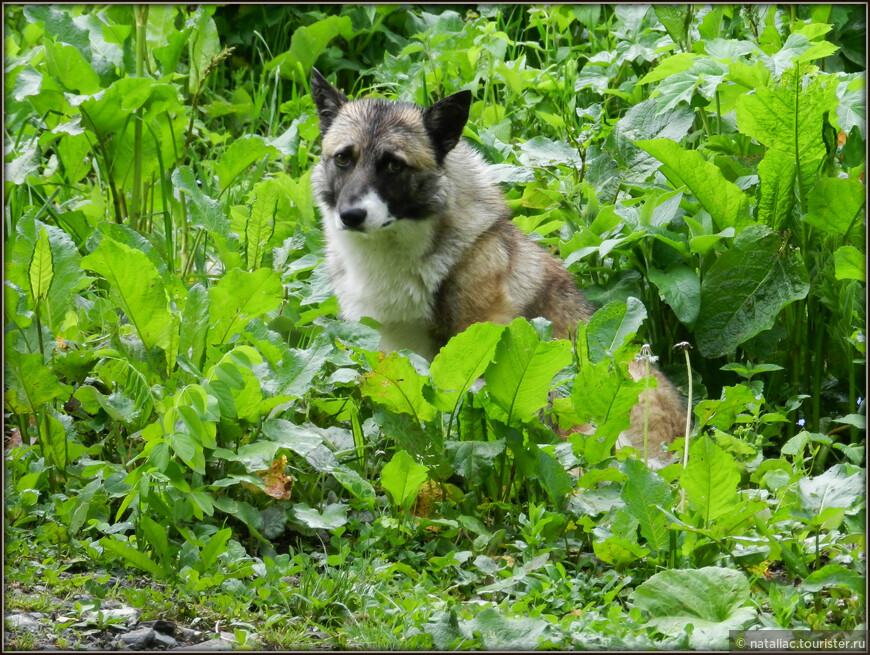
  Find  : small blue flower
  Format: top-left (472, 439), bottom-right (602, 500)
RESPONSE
top-left (797, 418), bottom-right (806, 427)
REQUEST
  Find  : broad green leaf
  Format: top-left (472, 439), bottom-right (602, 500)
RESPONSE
top-left (178, 283), bottom-right (209, 367)
top-left (593, 536), bottom-right (650, 567)
top-left (609, 99), bottom-right (695, 183)
top-left (630, 567), bottom-right (755, 649)
top-left (647, 265), bottom-right (700, 327)
top-left (755, 149), bottom-right (796, 229)
top-left (40, 409), bottom-right (71, 471)
top-left (653, 6), bottom-right (689, 50)
top-left (695, 225), bottom-right (810, 358)
top-left (5, 350), bottom-right (69, 413)
top-left (245, 178), bottom-right (279, 269)
top-left (141, 515), bottom-right (172, 569)
top-left (206, 267), bottom-right (284, 346)
top-left (621, 458), bottom-right (674, 554)
top-left (187, 7), bottom-right (220, 93)
top-left (797, 464), bottom-right (865, 515)
top-left (804, 176), bottom-right (866, 236)
top-left (484, 318), bottom-right (572, 424)
top-left (429, 322), bottom-right (506, 412)
top-left (801, 564), bottom-right (865, 595)
top-left (332, 468), bottom-right (376, 506)
top-left (380, 450), bottom-right (428, 511)
top-left (198, 527), bottom-right (231, 573)
top-left (679, 436), bottom-right (740, 524)
top-left (100, 537), bottom-right (164, 577)
top-left (169, 431), bottom-right (205, 475)
top-left (172, 166), bottom-right (229, 238)
top-left (292, 503), bottom-right (348, 531)
top-left (445, 439), bottom-right (506, 480)
top-left (81, 237), bottom-right (173, 353)
top-left (833, 246), bottom-right (865, 282)
top-left (28, 228), bottom-right (54, 303)
top-left (535, 449), bottom-right (573, 505)
top-left (4, 142), bottom-right (40, 185)
top-left (69, 478), bottom-right (101, 535)
top-left (43, 40), bottom-right (101, 94)
top-left (465, 608), bottom-right (555, 651)
top-left (218, 137), bottom-right (279, 195)
top-left (586, 298), bottom-right (648, 364)
top-left (265, 15), bottom-right (355, 80)
top-left (638, 52), bottom-right (697, 86)
top-left (275, 333), bottom-right (333, 399)
top-left (360, 352), bottom-right (437, 422)
top-left (735, 73), bottom-right (838, 190)
top-left (634, 138), bottom-right (750, 231)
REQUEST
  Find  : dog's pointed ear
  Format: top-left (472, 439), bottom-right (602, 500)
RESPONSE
top-left (311, 68), bottom-right (348, 135)
top-left (423, 90), bottom-right (472, 163)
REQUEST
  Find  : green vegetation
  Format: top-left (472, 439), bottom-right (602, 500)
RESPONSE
top-left (4, 4), bottom-right (865, 649)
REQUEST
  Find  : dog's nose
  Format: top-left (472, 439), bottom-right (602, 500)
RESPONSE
top-left (339, 207), bottom-right (367, 229)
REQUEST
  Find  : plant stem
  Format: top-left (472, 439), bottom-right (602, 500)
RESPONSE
top-left (131, 5), bottom-right (149, 230)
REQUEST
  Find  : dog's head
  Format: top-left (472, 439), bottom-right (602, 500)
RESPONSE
top-left (311, 69), bottom-right (471, 234)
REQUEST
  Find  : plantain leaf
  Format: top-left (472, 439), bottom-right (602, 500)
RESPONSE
top-left (245, 178), bottom-right (279, 269)
top-left (621, 458), bottom-right (675, 554)
top-left (429, 322), bottom-right (506, 412)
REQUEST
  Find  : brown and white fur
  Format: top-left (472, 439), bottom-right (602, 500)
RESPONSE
top-left (310, 70), bottom-right (684, 465)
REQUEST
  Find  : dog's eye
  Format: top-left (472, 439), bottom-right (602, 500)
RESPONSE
top-left (334, 152), bottom-right (352, 168)
top-left (385, 159), bottom-right (405, 174)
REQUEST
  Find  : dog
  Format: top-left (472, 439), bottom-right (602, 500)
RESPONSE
top-left (310, 69), bottom-right (685, 464)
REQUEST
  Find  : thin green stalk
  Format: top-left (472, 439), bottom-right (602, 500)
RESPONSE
top-left (678, 342), bottom-right (693, 513)
top-left (131, 6), bottom-right (149, 230)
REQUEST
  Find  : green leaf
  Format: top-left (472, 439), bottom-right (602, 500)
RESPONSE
top-left (804, 176), bottom-right (866, 236)
top-left (647, 265), bottom-right (700, 327)
top-left (81, 236), bottom-right (173, 353)
top-left (140, 516), bottom-right (172, 570)
top-left (331, 468), bottom-right (376, 506)
top-left (43, 40), bottom-right (102, 94)
top-left (630, 567), bottom-right (755, 649)
top-left (801, 564), bottom-right (865, 595)
top-left (4, 142), bottom-right (41, 185)
top-left (169, 431), bottom-right (205, 475)
top-left (5, 350), bottom-right (69, 414)
top-left (429, 322), bottom-right (506, 412)
top-left (621, 458), bottom-right (675, 554)
top-left (380, 450), bottom-right (428, 511)
top-left (265, 15), bottom-right (355, 80)
top-left (275, 333), bottom-right (334, 398)
top-left (178, 283), bottom-right (209, 368)
top-left (171, 166), bottom-right (229, 238)
top-left (586, 298), bottom-right (648, 364)
top-left (694, 225), bottom-right (810, 358)
top-left (198, 527), bottom-right (231, 573)
top-left (638, 52), bottom-right (697, 86)
top-left (755, 149), bottom-right (796, 229)
top-left (28, 227), bottom-right (54, 303)
top-left (245, 178), bottom-right (279, 269)
top-left (206, 267), bottom-right (284, 346)
top-left (735, 74), bottom-right (838, 190)
top-left (797, 464), bottom-right (865, 515)
top-left (679, 436), bottom-right (740, 524)
top-left (360, 352), bottom-right (437, 422)
top-left (187, 7), bottom-right (220, 93)
top-left (484, 318), bottom-right (572, 424)
top-left (535, 449), bottom-right (573, 505)
top-left (292, 503), bottom-right (348, 531)
top-left (833, 246), bottom-right (865, 282)
top-left (445, 440), bottom-right (506, 480)
top-left (634, 138), bottom-right (750, 231)
top-left (101, 537), bottom-right (164, 577)
top-left (465, 608), bottom-right (555, 650)
top-left (218, 137), bottom-right (279, 196)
